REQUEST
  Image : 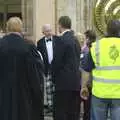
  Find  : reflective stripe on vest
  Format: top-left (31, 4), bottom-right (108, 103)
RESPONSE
top-left (96, 66), bottom-right (120, 70)
top-left (95, 39), bottom-right (100, 65)
top-left (93, 76), bottom-right (120, 83)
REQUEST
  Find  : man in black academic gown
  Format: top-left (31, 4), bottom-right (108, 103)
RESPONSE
top-left (0, 17), bottom-right (44, 120)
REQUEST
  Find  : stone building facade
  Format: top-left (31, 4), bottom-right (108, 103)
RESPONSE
top-left (26, 0), bottom-right (98, 42)
top-left (0, 0), bottom-right (97, 42)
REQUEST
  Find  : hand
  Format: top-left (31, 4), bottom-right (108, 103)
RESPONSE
top-left (80, 87), bottom-right (89, 100)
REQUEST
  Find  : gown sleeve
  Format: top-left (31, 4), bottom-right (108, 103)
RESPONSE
top-left (26, 44), bottom-right (45, 119)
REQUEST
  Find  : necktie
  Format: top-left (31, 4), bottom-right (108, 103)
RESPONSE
top-left (46, 38), bottom-right (52, 42)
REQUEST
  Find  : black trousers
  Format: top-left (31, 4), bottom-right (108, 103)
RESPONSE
top-left (53, 91), bottom-right (80, 120)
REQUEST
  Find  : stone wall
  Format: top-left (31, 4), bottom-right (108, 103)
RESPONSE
top-left (22, 0), bottom-right (33, 37)
top-left (56, 0), bottom-right (96, 34)
top-left (21, 0), bottom-right (97, 42)
top-left (22, 0), bottom-right (55, 42)
top-left (56, 0), bottom-right (77, 33)
top-left (33, 0), bottom-right (55, 42)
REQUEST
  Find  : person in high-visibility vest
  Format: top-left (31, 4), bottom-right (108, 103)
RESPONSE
top-left (81, 20), bottom-right (120, 120)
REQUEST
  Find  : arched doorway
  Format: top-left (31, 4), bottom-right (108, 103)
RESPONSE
top-left (0, 0), bottom-right (21, 32)
top-left (0, 0), bottom-right (34, 39)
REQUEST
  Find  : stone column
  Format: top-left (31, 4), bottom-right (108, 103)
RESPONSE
top-left (56, 0), bottom-right (96, 33)
top-left (76, 0), bottom-right (85, 33)
top-left (22, 0), bottom-right (55, 43)
top-left (76, 0), bottom-right (96, 33)
top-left (65, 0), bottom-right (77, 32)
top-left (22, 0), bottom-right (33, 38)
top-left (56, 0), bottom-right (77, 33)
top-left (33, 0), bottom-right (55, 42)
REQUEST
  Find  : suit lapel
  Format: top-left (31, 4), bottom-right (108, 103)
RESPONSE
top-left (43, 38), bottom-right (49, 65)
top-left (52, 36), bottom-right (56, 58)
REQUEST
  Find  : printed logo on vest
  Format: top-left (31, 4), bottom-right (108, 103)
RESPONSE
top-left (109, 45), bottom-right (119, 63)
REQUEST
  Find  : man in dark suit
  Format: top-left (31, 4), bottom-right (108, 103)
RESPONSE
top-left (52, 16), bottom-right (81, 120)
top-left (37, 24), bottom-right (59, 114)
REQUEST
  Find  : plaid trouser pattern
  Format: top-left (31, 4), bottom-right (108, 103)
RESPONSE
top-left (44, 72), bottom-right (55, 107)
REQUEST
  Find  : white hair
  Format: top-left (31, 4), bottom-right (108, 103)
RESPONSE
top-left (42, 24), bottom-right (52, 32)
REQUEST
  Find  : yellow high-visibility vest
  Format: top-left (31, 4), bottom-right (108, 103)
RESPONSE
top-left (91, 37), bottom-right (120, 98)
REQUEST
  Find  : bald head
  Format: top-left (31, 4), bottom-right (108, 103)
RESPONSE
top-left (42, 24), bottom-right (52, 37)
top-left (42, 24), bottom-right (51, 31)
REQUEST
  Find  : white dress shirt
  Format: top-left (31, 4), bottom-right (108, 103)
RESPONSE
top-left (45, 36), bottom-right (53, 64)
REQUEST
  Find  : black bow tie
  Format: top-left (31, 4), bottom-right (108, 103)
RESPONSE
top-left (46, 38), bottom-right (52, 42)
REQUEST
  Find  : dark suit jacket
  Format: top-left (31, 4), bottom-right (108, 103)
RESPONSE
top-left (37, 36), bottom-right (59, 76)
top-left (52, 31), bottom-right (81, 91)
top-left (0, 33), bottom-right (44, 120)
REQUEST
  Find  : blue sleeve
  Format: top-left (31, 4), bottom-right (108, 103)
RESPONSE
top-left (81, 51), bottom-right (95, 72)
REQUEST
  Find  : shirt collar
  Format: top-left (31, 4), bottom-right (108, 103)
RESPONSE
top-left (7, 32), bottom-right (23, 38)
top-left (60, 29), bottom-right (71, 36)
top-left (45, 36), bottom-right (53, 41)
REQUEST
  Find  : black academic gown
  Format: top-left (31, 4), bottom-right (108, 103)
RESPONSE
top-left (0, 33), bottom-right (44, 120)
